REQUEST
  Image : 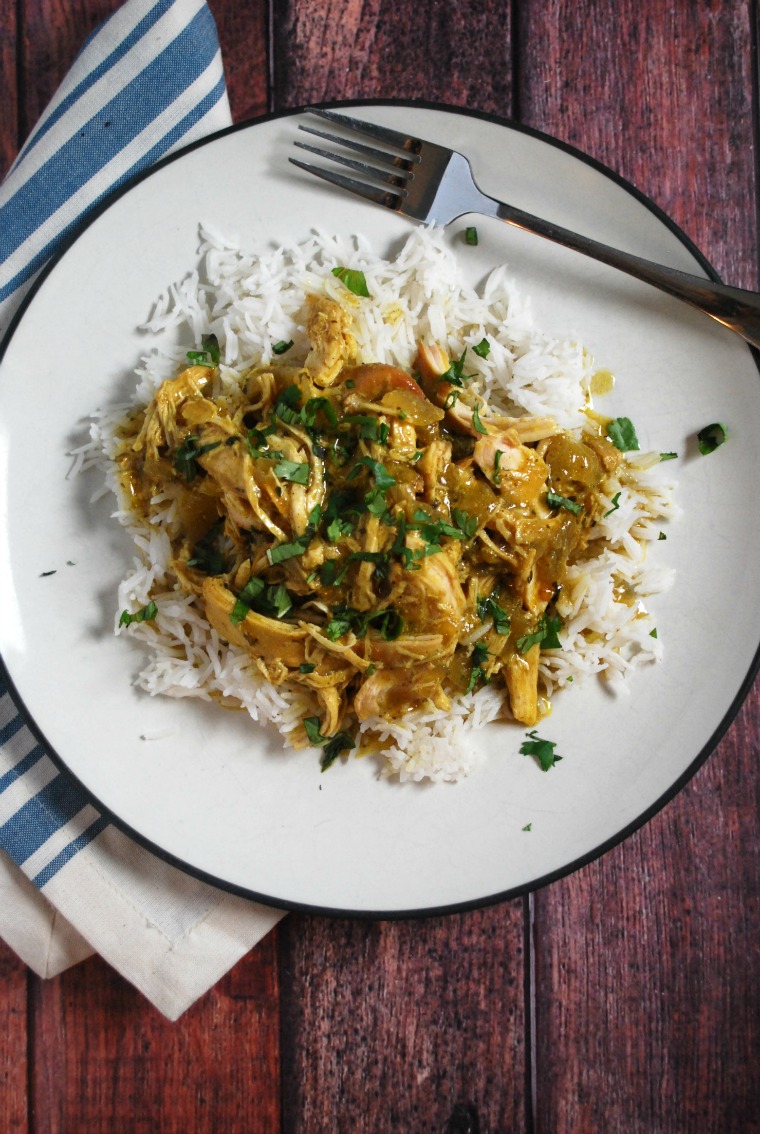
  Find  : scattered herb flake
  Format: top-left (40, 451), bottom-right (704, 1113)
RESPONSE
top-left (546, 491), bottom-right (583, 515)
top-left (465, 226), bottom-right (478, 246)
top-left (186, 333), bottom-right (220, 367)
top-left (471, 403), bottom-right (488, 435)
top-left (522, 823), bottom-right (533, 832)
top-left (273, 459), bottom-right (310, 485)
top-left (119, 600), bottom-right (158, 627)
top-left (660, 451), bottom-right (677, 461)
top-left (299, 663), bottom-right (316, 674)
top-left (697, 422), bottom-right (727, 455)
top-left (331, 266), bottom-right (370, 297)
top-left (606, 416), bottom-right (640, 452)
top-left (603, 491), bottom-right (622, 519)
top-left (272, 339), bottom-right (294, 355)
top-left (516, 612), bottom-right (563, 654)
top-left (520, 729), bottom-right (563, 772)
top-left (472, 337), bottom-right (490, 359)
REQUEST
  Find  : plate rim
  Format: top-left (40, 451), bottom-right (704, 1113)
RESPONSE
top-left (2, 97), bottom-right (758, 919)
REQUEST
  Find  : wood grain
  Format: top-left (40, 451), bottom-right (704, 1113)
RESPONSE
top-left (29, 936), bottom-right (281, 1134)
top-left (519, 1), bottom-right (760, 1128)
top-left (278, 905), bottom-right (528, 1134)
top-left (209, 0), bottom-right (269, 122)
top-left (0, 0), bottom-right (17, 178)
top-left (271, 0), bottom-right (514, 115)
top-left (517, 0), bottom-right (758, 286)
top-left (0, 940), bottom-right (28, 1133)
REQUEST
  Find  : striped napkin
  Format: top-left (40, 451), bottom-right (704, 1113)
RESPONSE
top-left (0, 0), bottom-right (283, 1021)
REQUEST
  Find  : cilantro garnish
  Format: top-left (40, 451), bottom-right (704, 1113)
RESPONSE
top-left (119, 600), bottom-right (158, 627)
top-left (659, 451), bottom-right (677, 461)
top-left (472, 337), bottom-right (490, 359)
top-left (439, 350), bottom-right (472, 388)
top-left (476, 594), bottom-right (511, 636)
top-left (697, 422), bottom-right (727, 455)
top-left (603, 491), bottom-right (621, 519)
top-left (465, 226), bottom-right (478, 246)
top-left (343, 414), bottom-right (389, 444)
top-left (230, 577), bottom-right (293, 625)
top-left (546, 491), bottom-right (583, 515)
top-left (516, 612), bottom-right (563, 654)
top-left (520, 730), bottom-right (563, 772)
top-left (267, 505), bottom-right (321, 565)
top-left (299, 662), bottom-right (316, 674)
top-left (272, 339), bottom-right (294, 355)
top-left (493, 449), bottom-right (503, 485)
top-left (186, 333), bottom-right (220, 367)
top-left (331, 266), bottom-right (370, 297)
top-left (471, 403), bottom-right (488, 435)
top-left (273, 459), bottom-right (310, 485)
top-left (606, 416), bottom-right (640, 452)
top-left (187, 519), bottom-right (227, 575)
top-left (348, 456), bottom-right (396, 491)
top-left (303, 717), bottom-right (356, 771)
top-left (467, 640), bottom-right (490, 692)
top-left (173, 436), bottom-right (222, 483)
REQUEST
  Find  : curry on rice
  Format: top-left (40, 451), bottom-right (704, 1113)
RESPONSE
top-left (116, 293), bottom-right (626, 758)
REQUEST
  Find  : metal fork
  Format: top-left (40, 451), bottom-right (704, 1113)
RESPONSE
top-left (291, 108), bottom-right (760, 352)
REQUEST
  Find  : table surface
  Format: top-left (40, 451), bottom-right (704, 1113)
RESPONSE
top-left (2, 1), bottom-right (759, 1131)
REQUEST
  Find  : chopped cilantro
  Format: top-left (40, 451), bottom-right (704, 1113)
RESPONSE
top-left (186, 333), bottom-right (220, 367)
top-left (273, 459), bottom-right (310, 485)
top-left (659, 451), bottom-right (677, 461)
top-left (603, 491), bottom-right (621, 519)
top-left (516, 612), bottom-right (563, 654)
top-left (173, 436), bottom-right (222, 483)
top-left (546, 491), bottom-right (583, 515)
top-left (272, 339), bottom-right (294, 355)
top-left (472, 337), bottom-right (490, 358)
top-left (187, 519), bottom-right (227, 575)
top-left (520, 729), bottom-right (562, 772)
top-left (650, 627), bottom-right (658, 638)
top-left (331, 266), bottom-right (370, 297)
top-left (299, 662), bottom-right (316, 674)
top-left (522, 823), bottom-right (533, 832)
top-left (697, 422), bottom-right (727, 455)
top-left (476, 594), bottom-right (511, 636)
top-left (493, 449), bottom-right (503, 485)
top-left (119, 600), bottom-right (158, 627)
top-left (302, 717), bottom-right (356, 770)
top-left (348, 456), bottom-right (396, 491)
top-left (465, 226), bottom-right (478, 246)
top-left (471, 403), bottom-right (488, 435)
top-left (467, 640), bottom-right (490, 692)
top-left (230, 577), bottom-right (293, 624)
top-left (606, 416), bottom-right (640, 452)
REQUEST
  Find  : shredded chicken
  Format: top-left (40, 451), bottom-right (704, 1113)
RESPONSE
top-left (117, 296), bottom-right (620, 754)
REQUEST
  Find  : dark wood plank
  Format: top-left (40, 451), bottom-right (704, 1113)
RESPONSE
top-left (0, 0), bottom-right (17, 179)
top-left (271, 0), bottom-right (514, 115)
top-left (30, 933), bottom-right (281, 1134)
top-left (0, 940), bottom-right (29, 1134)
top-left (279, 905), bottom-right (528, 1134)
top-left (208, 0), bottom-right (269, 122)
top-left (517, 0), bottom-right (757, 287)
top-left (519, 1), bottom-right (760, 1129)
top-left (530, 695), bottom-right (760, 1132)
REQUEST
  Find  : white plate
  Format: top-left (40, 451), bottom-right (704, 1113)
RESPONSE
top-left (1, 103), bottom-right (758, 915)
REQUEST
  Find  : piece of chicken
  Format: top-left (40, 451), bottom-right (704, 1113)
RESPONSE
top-left (304, 295), bottom-right (356, 387)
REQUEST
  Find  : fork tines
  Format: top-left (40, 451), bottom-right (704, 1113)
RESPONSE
top-left (289, 108), bottom-right (421, 212)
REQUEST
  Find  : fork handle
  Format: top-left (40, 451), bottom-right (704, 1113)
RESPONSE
top-left (490, 199), bottom-right (760, 351)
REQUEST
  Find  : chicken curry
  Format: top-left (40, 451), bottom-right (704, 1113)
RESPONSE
top-left (117, 295), bottom-right (623, 763)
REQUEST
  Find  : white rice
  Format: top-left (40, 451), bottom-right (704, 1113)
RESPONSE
top-left (76, 225), bottom-right (676, 783)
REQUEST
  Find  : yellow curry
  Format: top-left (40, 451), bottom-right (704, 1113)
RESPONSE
top-left (116, 295), bottom-right (623, 763)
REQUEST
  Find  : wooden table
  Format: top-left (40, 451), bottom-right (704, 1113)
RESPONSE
top-left (2, 2), bottom-right (758, 1130)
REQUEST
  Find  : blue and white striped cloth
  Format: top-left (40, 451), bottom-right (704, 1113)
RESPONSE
top-left (0, 0), bottom-right (283, 1020)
